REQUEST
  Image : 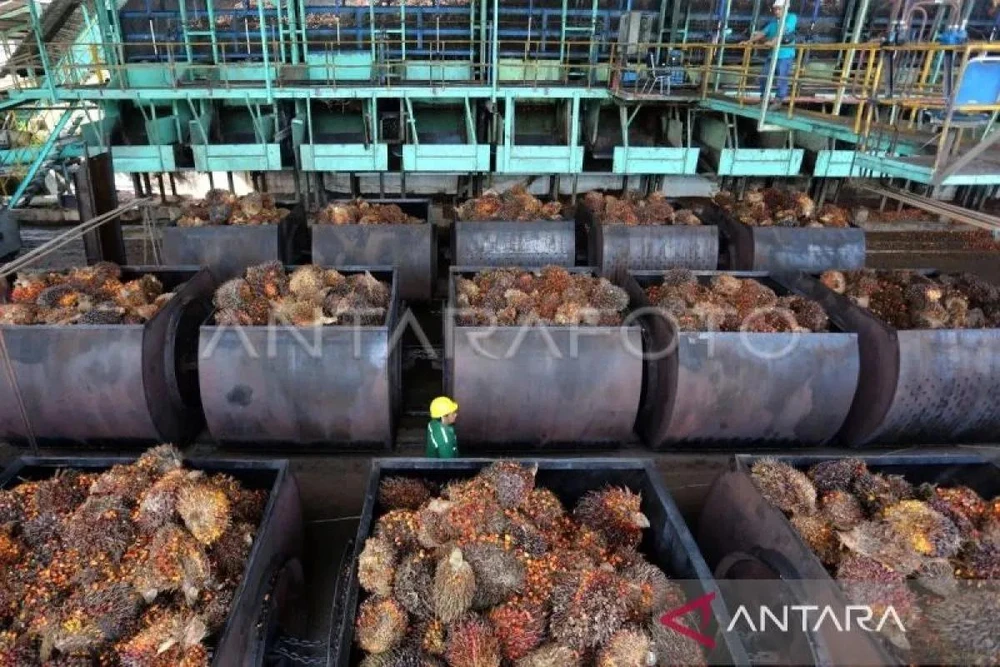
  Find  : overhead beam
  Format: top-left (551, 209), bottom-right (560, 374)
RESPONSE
top-left (931, 129), bottom-right (1000, 186)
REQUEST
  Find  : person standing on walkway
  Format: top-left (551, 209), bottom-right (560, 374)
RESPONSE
top-left (746, 0), bottom-right (798, 108)
top-left (426, 396), bottom-right (459, 458)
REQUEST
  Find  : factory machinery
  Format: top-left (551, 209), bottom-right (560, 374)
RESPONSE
top-left (0, 0), bottom-right (996, 224)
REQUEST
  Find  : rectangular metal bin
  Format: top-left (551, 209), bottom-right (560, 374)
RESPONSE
top-left (0, 267), bottom-right (215, 446)
top-left (311, 199), bottom-right (435, 301)
top-left (703, 204), bottom-right (866, 272)
top-left (0, 454), bottom-right (303, 667)
top-left (299, 143), bottom-right (389, 172)
top-left (198, 268), bottom-right (400, 448)
top-left (495, 145), bottom-right (585, 174)
top-left (333, 457), bottom-right (751, 666)
top-left (698, 453), bottom-right (997, 667)
top-left (624, 271), bottom-right (860, 448)
top-left (612, 146), bottom-right (701, 175)
top-left (451, 219), bottom-right (577, 268)
top-left (576, 201), bottom-right (719, 274)
top-left (444, 267), bottom-right (642, 447)
top-left (782, 271), bottom-right (1000, 447)
top-left (715, 148), bottom-right (805, 177)
top-left (161, 202), bottom-right (307, 281)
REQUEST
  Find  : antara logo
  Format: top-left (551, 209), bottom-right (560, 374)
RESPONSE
top-left (659, 591), bottom-right (718, 650)
top-left (725, 605), bottom-right (907, 634)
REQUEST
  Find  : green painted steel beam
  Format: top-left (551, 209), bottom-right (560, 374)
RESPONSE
top-left (9, 86), bottom-right (614, 102)
top-left (6, 107), bottom-right (74, 209)
top-left (854, 154), bottom-right (1000, 186)
top-left (699, 97), bottom-right (923, 154)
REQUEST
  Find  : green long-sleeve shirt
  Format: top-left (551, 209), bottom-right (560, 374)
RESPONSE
top-left (426, 419), bottom-right (458, 458)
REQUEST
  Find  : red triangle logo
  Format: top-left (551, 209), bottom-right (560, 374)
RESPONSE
top-left (659, 591), bottom-right (717, 650)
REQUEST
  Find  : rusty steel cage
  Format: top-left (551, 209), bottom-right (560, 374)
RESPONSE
top-left (781, 270), bottom-right (1000, 447)
top-left (0, 267), bottom-right (216, 446)
top-left (0, 454), bottom-right (304, 667)
top-left (624, 271), bottom-right (860, 448)
top-left (311, 199), bottom-right (435, 302)
top-left (333, 457), bottom-right (752, 666)
top-left (576, 200), bottom-right (719, 274)
top-left (161, 202), bottom-right (308, 281)
top-left (451, 217), bottom-right (577, 268)
top-left (198, 267), bottom-right (401, 448)
top-left (703, 204), bottom-right (866, 273)
top-left (443, 266), bottom-right (643, 448)
top-left (699, 452), bottom-right (998, 667)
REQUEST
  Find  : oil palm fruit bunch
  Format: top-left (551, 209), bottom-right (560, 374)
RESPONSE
top-left (456, 267), bottom-right (629, 326)
top-left (0, 444), bottom-right (266, 665)
top-left (455, 185), bottom-right (563, 222)
top-left (715, 187), bottom-right (846, 228)
top-left (353, 461), bottom-right (705, 666)
top-left (315, 198), bottom-right (423, 225)
top-left (212, 263), bottom-right (391, 327)
top-left (752, 456), bottom-right (1000, 662)
top-left (836, 270), bottom-right (997, 329)
top-left (178, 189), bottom-right (289, 226)
top-left (1, 263), bottom-right (173, 326)
top-left (584, 190), bottom-right (701, 227)
top-left (644, 272), bottom-right (831, 333)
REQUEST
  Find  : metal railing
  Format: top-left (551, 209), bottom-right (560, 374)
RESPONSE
top-left (1, 36), bottom-right (997, 154)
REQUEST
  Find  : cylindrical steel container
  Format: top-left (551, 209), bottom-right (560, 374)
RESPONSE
top-left (0, 454), bottom-right (303, 667)
top-left (444, 267), bottom-right (643, 447)
top-left (781, 271), bottom-right (1000, 447)
top-left (161, 202), bottom-right (307, 280)
top-left (576, 202), bottom-right (719, 273)
top-left (198, 268), bottom-right (400, 448)
top-left (333, 457), bottom-right (752, 667)
top-left (0, 267), bottom-right (215, 445)
top-left (625, 271), bottom-right (860, 448)
top-left (703, 204), bottom-right (865, 272)
top-left (699, 453), bottom-right (996, 667)
top-left (451, 220), bottom-right (576, 267)
top-left (311, 199), bottom-right (435, 301)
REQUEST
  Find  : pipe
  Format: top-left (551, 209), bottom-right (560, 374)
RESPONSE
top-left (757, 8), bottom-right (789, 129)
top-left (833, 0), bottom-right (871, 115)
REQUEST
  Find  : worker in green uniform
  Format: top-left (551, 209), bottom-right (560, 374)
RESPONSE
top-left (746, 0), bottom-right (798, 108)
top-left (426, 396), bottom-right (459, 458)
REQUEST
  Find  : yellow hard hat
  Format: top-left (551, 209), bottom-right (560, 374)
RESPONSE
top-left (430, 396), bottom-right (459, 419)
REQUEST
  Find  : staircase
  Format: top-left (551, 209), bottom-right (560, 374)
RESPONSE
top-left (4, 0), bottom-right (84, 77)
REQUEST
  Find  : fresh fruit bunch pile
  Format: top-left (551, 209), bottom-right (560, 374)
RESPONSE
top-left (454, 266), bottom-right (630, 327)
top-left (820, 269), bottom-right (1000, 329)
top-left (315, 199), bottom-right (423, 225)
top-left (0, 444), bottom-right (268, 666)
top-left (0, 262), bottom-right (174, 326)
top-left (354, 461), bottom-right (707, 667)
top-left (714, 189), bottom-right (850, 228)
top-left (212, 262), bottom-right (391, 327)
top-left (455, 186), bottom-right (564, 222)
top-left (177, 189), bottom-right (290, 226)
top-left (644, 269), bottom-right (830, 333)
top-left (751, 457), bottom-right (1000, 663)
top-left (583, 191), bottom-right (702, 226)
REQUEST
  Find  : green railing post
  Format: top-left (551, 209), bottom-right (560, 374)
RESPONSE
top-left (258, 0), bottom-right (272, 100)
top-left (26, 0), bottom-right (56, 100)
top-left (7, 108), bottom-right (74, 209)
top-left (178, 0), bottom-right (194, 62)
top-left (206, 0), bottom-right (220, 63)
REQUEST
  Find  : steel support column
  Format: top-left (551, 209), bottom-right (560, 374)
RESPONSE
top-left (77, 152), bottom-right (127, 264)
